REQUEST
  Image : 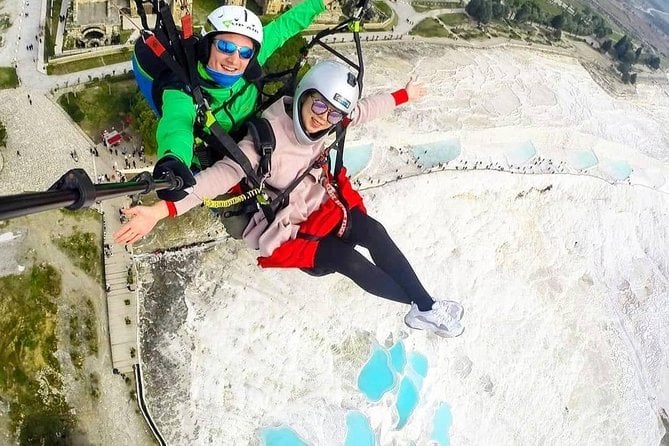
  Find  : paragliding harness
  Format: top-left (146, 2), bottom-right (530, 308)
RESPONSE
top-left (201, 4), bottom-right (370, 240)
top-left (131, 0), bottom-right (281, 221)
top-left (131, 0), bottom-right (369, 234)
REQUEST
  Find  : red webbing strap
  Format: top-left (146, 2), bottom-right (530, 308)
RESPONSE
top-left (145, 35), bottom-right (166, 57)
top-left (181, 15), bottom-right (193, 39)
top-left (321, 165), bottom-right (348, 238)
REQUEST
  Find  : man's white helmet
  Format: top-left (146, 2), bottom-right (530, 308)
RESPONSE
top-left (293, 60), bottom-right (360, 145)
top-left (205, 5), bottom-right (263, 49)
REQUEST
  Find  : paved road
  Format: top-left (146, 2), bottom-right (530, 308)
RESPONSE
top-left (0, 0), bottom-right (133, 93)
top-left (0, 0), bottom-right (471, 94)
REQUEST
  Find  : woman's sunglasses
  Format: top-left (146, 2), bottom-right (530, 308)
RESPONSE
top-left (310, 97), bottom-right (344, 125)
top-left (213, 39), bottom-right (254, 60)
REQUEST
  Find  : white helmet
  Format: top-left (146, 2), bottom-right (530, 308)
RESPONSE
top-left (293, 60), bottom-right (360, 145)
top-left (205, 5), bottom-right (263, 49)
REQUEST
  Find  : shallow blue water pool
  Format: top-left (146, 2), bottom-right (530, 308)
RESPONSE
top-left (260, 426), bottom-right (309, 446)
top-left (601, 159), bottom-right (632, 180)
top-left (569, 150), bottom-right (599, 170)
top-left (330, 143), bottom-right (373, 177)
top-left (395, 377), bottom-right (420, 429)
top-left (506, 141), bottom-right (537, 165)
top-left (344, 411), bottom-right (375, 446)
top-left (431, 403), bottom-right (453, 446)
top-left (357, 344), bottom-right (395, 401)
top-left (408, 352), bottom-right (428, 378)
top-left (411, 140), bottom-right (462, 167)
top-left (388, 341), bottom-right (406, 374)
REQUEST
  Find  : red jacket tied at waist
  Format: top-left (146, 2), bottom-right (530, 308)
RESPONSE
top-left (258, 167), bottom-right (366, 269)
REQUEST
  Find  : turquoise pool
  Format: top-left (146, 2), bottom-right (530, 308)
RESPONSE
top-left (395, 377), bottom-right (420, 429)
top-left (262, 341), bottom-right (440, 443)
top-left (431, 403), bottom-right (453, 446)
top-left (344, 411), bottom-right (375, 446)
top-left (357, 344), bottom-right (395, 401)
top-left (506, 141), bottom-right (537, 165)
top-left (330, 143), bottom-right (373, 177)
top-left (260, 426), bottom-right (309, 446)
top-left (389, 341), bottom-right (407, 374)
top-left (410, 139), bottom-right (462, 168)
top-left (569, 150), bottom-right (599, 170)
top-left (601, 159), bottom-right (632, 180)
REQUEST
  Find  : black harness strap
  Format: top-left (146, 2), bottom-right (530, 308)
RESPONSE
top-left (158, 3), bottom-right (188, 72)
top-left (268, 123), bottom-right (348, 217)
top-left (245, 117), bottom-right (275, 178)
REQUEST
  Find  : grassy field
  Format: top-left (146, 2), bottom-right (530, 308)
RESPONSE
top-left (0, 13), bottom-right (11, 31)
top-left (57, 76), bottom-right (137, 140)
top-left (0, 67), bottom-right (18, 89)
top-left (530, 0), bottom-right (562, 17)
top-left (53, 230), bottom-right (102, 282)
top-left (192, 0), bottom-right (226, 26)
top-left (411, 1), bottom-right (461, 13)
top-left (47, 49), bottom-right (133, 75)
top-left (0, 264), bottom-right (74, 442)
top-left (410, 17), bottom-right (451, 37)
top-left (438, 12), bottom-right (468, 26)
top-left (68, 297), bottom-right (98, 371)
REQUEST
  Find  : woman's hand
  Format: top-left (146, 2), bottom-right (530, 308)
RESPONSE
top-left (405, 78), bottom-right (426, 101)
top-left (113, 202), bottom-right (169, 245)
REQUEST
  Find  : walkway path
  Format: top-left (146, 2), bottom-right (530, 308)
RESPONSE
top-left (102, 197), bottom-right (139, 375)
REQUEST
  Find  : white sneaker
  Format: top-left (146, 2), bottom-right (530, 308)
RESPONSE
top-left (437, 299), bottom-right (464, 321)
top-left (404, 302), bottom-right (464, 338)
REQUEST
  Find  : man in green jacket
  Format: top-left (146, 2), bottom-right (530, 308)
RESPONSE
top-left (155, 0), bottom-right (333, 200)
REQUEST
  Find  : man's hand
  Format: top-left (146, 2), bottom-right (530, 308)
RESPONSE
top-left (153, 155), bottom-right (196, 201)
top-left (113, 202), bottom-right (169, 245)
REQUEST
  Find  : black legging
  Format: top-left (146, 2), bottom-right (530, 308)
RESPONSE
top-left (312, 209), bottom-right (434, 311)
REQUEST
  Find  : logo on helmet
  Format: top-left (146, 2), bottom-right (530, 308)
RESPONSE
top-left (333, 93), bottom-right (351, 110)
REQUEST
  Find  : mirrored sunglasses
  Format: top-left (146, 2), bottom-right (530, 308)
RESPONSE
top-left (311, 98), bottom-right (344, 125)
top-left (214, 39), bottom-right (254, 60)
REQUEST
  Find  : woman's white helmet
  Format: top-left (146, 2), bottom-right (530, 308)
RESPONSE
top-left (293, 60), bottom-right (360, 145)
top-left (204, 5), bottom-right (263, 49)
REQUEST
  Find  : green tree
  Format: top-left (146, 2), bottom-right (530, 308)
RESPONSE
top-left (466, 0), bottom-right (492, 23)
top-left (600, 39), bottom-right (612, 53)
top-left (491, 0), bottom-right (507, 20)
top-left (262, 35), bottom-right (309, 95)
top-left (130, 90), bottom-right (158, 155)
top-left (58, 93), bottom-right (85, 123)
top-left (466, 0), bottom-right (483, 20)
top-left (621, 49), bottom-right (636, 64)
top-left (480, 0), bottom-right (493, 23)
top-left (646, 55), bottom-right (661, 70)
top-left (550, 13), bottom-right (565, 30)
top-left (514, 3), bottom-right (531, 22)
top-left (0, 119), bottom-right (6, 147)
top-left (618, 61), bottom-right (631, 83)
top-left (614, 35), bottom-right (631, 60)
top-left (594, 23), bottom-right (610, 38)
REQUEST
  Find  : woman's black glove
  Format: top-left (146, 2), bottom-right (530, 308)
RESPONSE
top-left (153, 155), bottom-right (196, 201)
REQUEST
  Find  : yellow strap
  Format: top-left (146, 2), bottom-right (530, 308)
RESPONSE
top-left (202, 188), bottom-right (263, 209)
top-left (203, 194), bottom-right (247, 208)
top-left (204, 110), bottom-right (217, 128)
top-left (349, 21), bottom-right (361, 32)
